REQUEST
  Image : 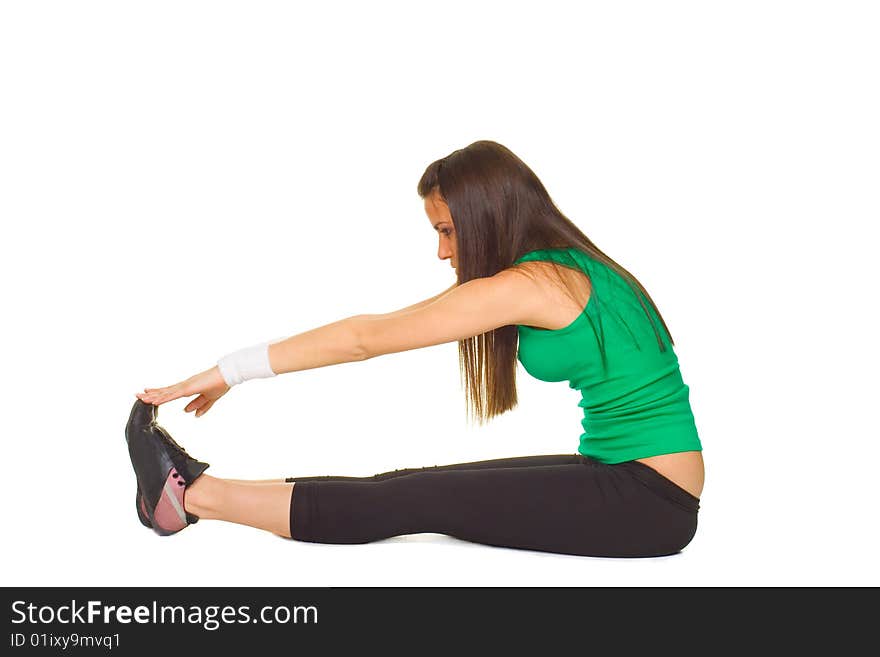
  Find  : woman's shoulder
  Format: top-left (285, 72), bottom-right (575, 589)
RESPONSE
top-left (507, 254), bottom-right (593, 329)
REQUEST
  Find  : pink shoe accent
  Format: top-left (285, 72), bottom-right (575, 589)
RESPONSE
top-left (152, 467), bottom-right (189, 533)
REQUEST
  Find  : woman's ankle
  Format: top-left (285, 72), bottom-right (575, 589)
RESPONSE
top-left (184, 474), bottom-right (223, 519)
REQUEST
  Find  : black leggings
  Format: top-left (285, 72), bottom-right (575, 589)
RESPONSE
top-left (285, 453), bottom-right (700, 558)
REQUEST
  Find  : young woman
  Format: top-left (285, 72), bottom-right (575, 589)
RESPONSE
top-left (127, 140), bottom-right (704, 558)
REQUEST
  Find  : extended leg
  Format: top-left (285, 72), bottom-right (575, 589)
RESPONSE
top-left (181, 455), bottom-right (581, 539)
top-left (288, 457), bottom-right (699, 557)
top-left (184, 475), bottom-right (294, 538)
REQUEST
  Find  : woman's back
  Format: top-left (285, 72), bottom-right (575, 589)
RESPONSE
top-left (514, 247), bottom-right (704, 498)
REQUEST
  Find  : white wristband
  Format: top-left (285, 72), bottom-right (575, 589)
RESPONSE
top-left (217, 341), bottom-right (277, 387)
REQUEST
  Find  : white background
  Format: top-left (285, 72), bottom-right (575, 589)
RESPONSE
top-left (1, 0), bottom-right (877, 587)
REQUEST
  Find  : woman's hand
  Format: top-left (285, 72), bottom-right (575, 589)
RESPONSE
top-left (136, 366), bottom-right (230, 417)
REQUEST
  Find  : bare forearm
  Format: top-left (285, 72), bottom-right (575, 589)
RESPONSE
top-left (268, 315), bottom-right (365, 375)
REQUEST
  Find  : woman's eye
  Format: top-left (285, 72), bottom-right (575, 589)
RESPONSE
top-left (441, 229), bottom-right (452, 236)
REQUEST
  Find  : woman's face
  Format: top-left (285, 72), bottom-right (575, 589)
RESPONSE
top-left (424, 190), bottom-right (457, 271)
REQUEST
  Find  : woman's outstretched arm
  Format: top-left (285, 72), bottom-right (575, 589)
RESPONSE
top-left (270, 272), bottom-right (537, 371)
top-left (267, 283), bottom-right (458, 374)
top-left (137, 274), bottom-right (537, 410)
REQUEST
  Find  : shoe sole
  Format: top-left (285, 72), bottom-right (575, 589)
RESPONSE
top-left (136, 489), bottom-right (151, 527)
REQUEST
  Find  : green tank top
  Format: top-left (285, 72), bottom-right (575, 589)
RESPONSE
top-left (513, 247), bottom-right (702, 464)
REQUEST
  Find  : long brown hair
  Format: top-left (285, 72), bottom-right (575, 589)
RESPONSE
top-left (417, 140), bottom-right (675, 427)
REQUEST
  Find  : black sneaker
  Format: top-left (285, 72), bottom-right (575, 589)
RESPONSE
top-left (125, 399), bottom-right (210, 536)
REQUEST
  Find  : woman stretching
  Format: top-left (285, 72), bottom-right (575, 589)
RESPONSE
top-left (127, 140), bottom-right (704, 558)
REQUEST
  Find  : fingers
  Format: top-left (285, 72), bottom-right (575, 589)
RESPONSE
top-left (136, 389), bottom-right (161, 405)
top-left (178, 395), bottom-right (216, 417)
top-left (184, 395), bottom-right (209, 414)
top-left (136, 383), bottom-right (188, 406)
top-left (195, 400), bottom-right (215, 417)
top-left (135, 390), bottom-right (154, 404)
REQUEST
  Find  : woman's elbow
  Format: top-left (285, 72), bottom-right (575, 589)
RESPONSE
top-left (349, 315), bottom-right (376, 361)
